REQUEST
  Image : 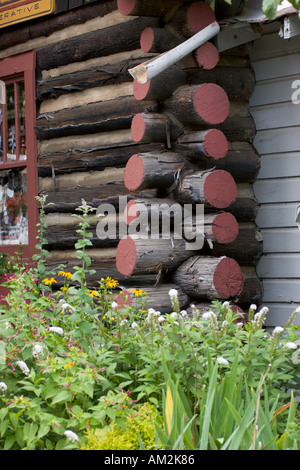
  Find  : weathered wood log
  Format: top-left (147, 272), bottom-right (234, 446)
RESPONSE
top-left (228, 183), bottom-right (259, 222)
top-left (131, 113), bottom-right (183, 144)
top-left (173, 169), bottom-right (237, 210)
top-left (176, 129), bottom-right (228, 160)
top-left (124, 151), bottom-right (188, 191)
top-left (175, 139), bottom-right (260, 183)
top-left (0, 0), bottom-right (118, 52)
top-left (36, 16), bottom-right (160, 70)
top-left (116, 284), bottom-right (190, 313)
top-left (35, 97), bottom-right (159, 141)
top-left (195, 42), bottom-right (219, 70)
top-left (235, 267), bottom-right (263, 307)
top-left (116, 235), bottom-right (195, 276)
top-left (38, 142), bottom-right (165, 176)
top-left (206, 223), bottom-right (263, 266)
top-left (169, 1), bottom-right (216, 38)
top-left (140, 26), bottom-right (182, 53)
top-left (37, 55), bottom-right (156, 102)
top-left (173, 255), bottom-right (245, 300)
top-left (124, 197), bottom-right (239, 245)
top-left (133, 64), bottom-right (187, 102)
top-left (117, 0), bottom-right (181, 17)
top-left (164, 84), bottom-right (230, 127)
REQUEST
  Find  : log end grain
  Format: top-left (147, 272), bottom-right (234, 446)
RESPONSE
top-left (140, 26), bottom-right (154, 53)
top-left (204, 170), bottom-right (237, 209)
top-left (212, 212), bottom-right (239, 244)
top-left (124, 199), bottom-right (139, 225)
top-left (133, 79), bottom-right (151, 101)
top-left (117, 0), bottom-right (136, 15)
top-left (124, 154), bottom-right (145, 191)
top-left (195, 42), bottom-right (219, 70)
top-left (203, 129), bottom-right (228, 159)
top-left (116, 236), bottom-right (137, 276)
top-left (187, 1), bottom-right (216, 33)
top-left (193, 83), bottom-right (230, 125)
top-left (213, 257), bottom-right (244, 299)
top-left (131, 113), bottom-right (146, 142)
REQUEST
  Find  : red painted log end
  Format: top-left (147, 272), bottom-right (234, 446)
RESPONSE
top-left (124, 199), bottom-right (139, 225)
top-left (187, 1), bottom-right (216, 33)
top-left (124, 154), bottom-right (145, 191)
top-left (203, 129), bottom-right (228, 160)
top-left (116, 236), bottom-right (137, 276)
top-left (195, 42), bottom-right (219, 70)
top-left (212, 212), bottom-right (239, 244)
top-left (131, 113), bottom-right (146, 142)
top-left (133, 79), bottom-right (151, 101)
top-left (213, 257), bottom-right (244, 299)
top-left (117, 290), bottom-right (132, 309)
top-left (117, 0), bottom-right (136, 15)
top-left (193, 83), bottom-right (230, 125)
top-left (204, 170), bottom-right (237, 209)
top-left (140, 27), bottom-right (154, 52)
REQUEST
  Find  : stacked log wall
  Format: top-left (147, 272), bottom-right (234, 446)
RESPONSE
top-left (0, 0), bottom-right (263, 312)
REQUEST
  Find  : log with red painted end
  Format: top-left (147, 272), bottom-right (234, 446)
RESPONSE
top-left (165, 84), bottom-right (230, 128)
top-left (140, 27), bottom-right (181, 53)
top-left (116, 235), bottom-right (194, 276)
top-left (133, 65), bottom-right (186, 102)
top-left (174, 169), bottom-right (237, 209)
top-left (131, 113), bottom-right (183, 144)
top-left (117, 283), bottom-right (190, 313)
top-left (169, 1), bottom-right (216, 38)
top-left (117, 0), bottom-right (180, 17)
top-left (195, 42), bottom-right (219, 70)
top-left (124, 151), bottom-right (186, 191)
top-left (177, 129), bottom-right (228, 160)
top-left (174, 255), bottom-right (245, 300)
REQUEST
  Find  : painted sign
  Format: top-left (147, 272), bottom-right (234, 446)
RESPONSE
top-left (0, 0), bottom-right (55, 28)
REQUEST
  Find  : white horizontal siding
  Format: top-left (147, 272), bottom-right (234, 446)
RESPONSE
top-left (250, 29), bottom-right (300, 326)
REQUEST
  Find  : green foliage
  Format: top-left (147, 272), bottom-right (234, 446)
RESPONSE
top-left (0, 198), bottom-right (299, 449)
top-left (262, 0), bottom-right (300, 19)
top-left (80, 403), bottom-right (157, 450)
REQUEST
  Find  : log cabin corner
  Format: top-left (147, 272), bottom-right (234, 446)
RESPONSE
top-left (0, 0), bottom-right (299, 329)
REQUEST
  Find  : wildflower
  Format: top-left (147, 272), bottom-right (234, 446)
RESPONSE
top-left (217, 357), bottom-right (229, 365)
top-left (64, 361), bottom-right (75, 369)
top-left (105, 277), bottom-right (119, 288)
top-left (168, 289), bottom-right (178, 299)
top-left (32, 344), bottom-right (44, 359)
top-left (131, 288), bottom-right (145, 297)
top-left (111, 301), bottom-right (118, 310)
top-left (16, 360), bottom-right (30, 375)
top-left (250, 304), bottom-right (257, 311)
top-left (170, 311), bottom-right (178, 319)
top-left (42, 277), bottom-right (57, 286)
top-left (273, 326), bottom-right (284, 335)
top-left (89, 290), bottom-right (99, 298)
top-left (180, 310), bottom-right (188, 317)
top-left (120, 319), bottom-right (128, 326)
top-left (61, 303), bottom-right (75, 314)
top-left (222, 301), bottom-right (230, 308)
top-left (131, 322), bottom-right (139, 329)
top-left (64, 430), bottom-right (79, 443)
top-left (49, 326), bottom-right (64, 336)
top-left (58, 271), bottom-right (72, 280)
top-left (202, 311), bottom-right (217, 321)
top-left (284, 342), bottom-right (298, 350)
top-left (0, 382), bottom-right (7, 394)
top-left (157, 316), bottom-right (165, 323)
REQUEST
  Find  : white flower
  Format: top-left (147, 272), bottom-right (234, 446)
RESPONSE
top-left (61, 303), bottom-right (75, 314)
top-left (131, 322), bottom-right (139, 329)
top-left (180, 310), bottom-right (188, 317)
top-left (250, 304), bottom-right (257, 311)
top-left (222, 301), bottom-right (230, 308)
top-left (49, 326), bottom-right (64, 336)
top-left (111, 301), bottom-right (118, 310)
top-left (170, 311), bottom-right (178, 319)
top-left (0, 382), bottom-right (7, 393)
top-left (273, 326), bottom-right (284, 335)
top-left (158, 316), bottom-right (165, 323)
top-left (295, 306), bottom-right (300, 313)
top-left (32, 344), bottom-right (44, 359)
top-left (120, 319), bottom-right (128, 326)
top-left (202, 311), bottom-right (216, 321)
top-left (16, 360), bottom-right (30, 375)
top-left (64, 430), bottom-right (79, 443)
top-left (168, 289), bottom-right (178, 299)
top-left (173, 321), bottom-right (179, 326)
top-left (217, 357), bottom-right (229, 365)
top-left (284, 342), bottom-right (298, 350)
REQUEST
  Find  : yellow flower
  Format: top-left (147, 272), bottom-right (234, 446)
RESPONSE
top-left (64, 361), bottom-right (75, 369)
top-left (61, 286), bottom-right (68, 292)
top-left (89, 290), bottom-right (99, 297)
top-left (42, 277), bottom-right (57, 286)
top-left (131, 288), bottom-right (145, 297)
top-left (58, 271), bottom-right (72, 280)
top-left (105, 277), bottom-right (119, 288)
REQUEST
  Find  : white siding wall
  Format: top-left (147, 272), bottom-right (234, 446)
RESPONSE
top-left (250, 26), bottom-right (300, 327)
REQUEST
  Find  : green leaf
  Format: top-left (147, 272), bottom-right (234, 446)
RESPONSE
top-left (262, 0), bottom-right (283, 19)
top-left (51, 390), bottom-right (71, 404)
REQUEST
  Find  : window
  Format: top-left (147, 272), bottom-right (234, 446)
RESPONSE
top-left (0, 50), bottom-right (38, 262)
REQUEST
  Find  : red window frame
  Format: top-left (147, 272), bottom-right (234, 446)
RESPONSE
top-left (0, 50), bottom-right (38, 262)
